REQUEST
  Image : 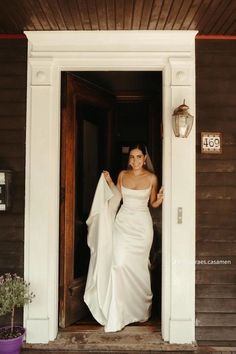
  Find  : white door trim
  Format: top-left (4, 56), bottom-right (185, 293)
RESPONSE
top-left (24, 30), bottom-right (197, 344)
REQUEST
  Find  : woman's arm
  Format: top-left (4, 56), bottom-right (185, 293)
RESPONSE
top-left (103, 170), bottom-right (124, 193)
top-left (116, 171), bottom-right (125, 193)
top-left (103, 170), bottom-right (114, 187)
top-left (149, 174), bottom-right (164, 208)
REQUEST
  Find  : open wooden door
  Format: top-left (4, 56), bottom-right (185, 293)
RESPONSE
top-left (59, 73), bottom-right (115, 328)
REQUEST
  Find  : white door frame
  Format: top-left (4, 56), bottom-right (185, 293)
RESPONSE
top-left (24, 30), bottom-right (197, 344)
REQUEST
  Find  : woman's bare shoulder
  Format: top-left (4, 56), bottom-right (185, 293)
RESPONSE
top-left (148, 172), bottom-right (158, 184)
top-left (117, 170), bottom-right (127, 181)
top-left (118, 170), bottom-right (127, 177)
top-left (145, 170), bottom-right (156, 178)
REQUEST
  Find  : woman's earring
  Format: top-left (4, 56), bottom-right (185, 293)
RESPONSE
top-left (144, 161), bottom-right (146, 165)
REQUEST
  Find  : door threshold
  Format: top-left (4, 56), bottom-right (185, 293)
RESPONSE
top-left (23, 323), bottom-right (196, 353)
top-left (60, 317), bottom-right (161, 333)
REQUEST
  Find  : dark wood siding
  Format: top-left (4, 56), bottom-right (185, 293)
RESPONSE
top-left (0, 39), bottom-right (27, 273)
top-left (1, 36), bottom-right (236, 342)
top-left (196, 39), bottom-right (236, 346)
top-left (0, 38), bottom-right (27, 325)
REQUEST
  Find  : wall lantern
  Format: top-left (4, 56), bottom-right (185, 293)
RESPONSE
top-left (172, 100), bottom-right (194, 138)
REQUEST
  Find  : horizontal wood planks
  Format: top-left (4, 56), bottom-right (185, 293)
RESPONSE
top-left (0, 39), bottom-right (27, 330)
top-left (0, 39), bottom-right (27, 328)
top-left (195, 39), bottom-right (236, 346)
top-left (0, 0), bottom-right (235, 35)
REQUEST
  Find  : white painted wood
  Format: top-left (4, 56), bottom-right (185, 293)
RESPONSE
top-left (24, 30), bottom-right (197, 344)
top-left (26, 30), bottom-right (196, 54)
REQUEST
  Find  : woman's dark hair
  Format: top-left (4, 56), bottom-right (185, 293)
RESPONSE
top-left (128, 142), bottom-right (147, 156)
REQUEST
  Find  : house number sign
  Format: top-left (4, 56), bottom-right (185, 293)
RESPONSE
top-left (201, 132), bottom-right (222, 154)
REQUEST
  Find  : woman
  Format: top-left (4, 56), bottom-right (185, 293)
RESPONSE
top-left (85, 143), bottom-right (163, 332)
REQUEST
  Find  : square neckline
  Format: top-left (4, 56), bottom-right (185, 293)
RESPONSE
top-left (121, 172), bottom-right (152, 191)
top-left (121, 184), bottom-right (151, 191)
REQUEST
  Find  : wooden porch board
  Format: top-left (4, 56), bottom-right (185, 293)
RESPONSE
top-left (22, 351), bottom-right (195, 354)
top-left (22, 325), bottom-right (196, 353)
top-left (21, 347), bottom-right (236, 354)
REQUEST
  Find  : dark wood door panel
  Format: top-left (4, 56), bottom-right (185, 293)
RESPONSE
top-left (59, 72), bottom-right (115, 328)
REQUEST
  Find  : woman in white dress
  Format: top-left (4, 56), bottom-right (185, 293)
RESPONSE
top-left (85, 143), bottom-right (163, 332)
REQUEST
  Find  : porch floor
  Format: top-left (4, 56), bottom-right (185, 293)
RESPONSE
top-left (21, 321), bottom-right (236, 354)
top-left (22, 320), bottom-right (193, 352)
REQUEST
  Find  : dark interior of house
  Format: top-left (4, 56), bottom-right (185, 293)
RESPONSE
top-left (66, 71), bottom-right (163, 324)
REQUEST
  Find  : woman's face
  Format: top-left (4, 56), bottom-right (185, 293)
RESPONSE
top-left (129, 148), bottom-right (146, 170)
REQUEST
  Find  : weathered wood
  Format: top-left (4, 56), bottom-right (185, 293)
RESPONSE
top-left (196, 228), bottom-right (236, 242)
top-left (197, 202), bottom-right (236, 216)
top-left (197, 173), bottom-right (236, 187)
top-left (22, 323), bottom-right (196, 352)
top-left (0, 41), bottom-right (27, 52)
top-left (196, 284), bottom-right (236, 299)
top-left (200, 0), bottom-right (231, 34)
top-left (132, 0), bottom-right (144, 30)
top-left (196, 270), bottom-right (236, 284)
top-left (96, 0), bottom-right (107, 30)
top-left (0, 89), bottom-right (26, 102)
top-left (0, 130), bottom-right (25, 144)
top-left (197, 160), bottom-right (236, 173)
top-left (198, 146), bottom-right (236, 160)
top-left (197, 242), bottom-right (236, 256)
top-left (140, 0), bottom-right (153, 30)
top-left (0, 157), bottom-right (25, 172)
top-left (196, 256), bottom-right (236, 270)
top-left (0, 143), bottom-right (25, 157)
top-left (181, 0), bottom-right (202, 31)
top-left (0, 241), bottom-right (24, 269)
top-left (196, 40), bottom-right (236, 345)
top-left (197, 340), bottom-right (236, 347)
top-left (57, 0), bottom-right (75, 30)
top-left (0, 116), bottom-right (26, 130)
top-left (197, 110), bottom-right (236, 126)
top-left (156, 0), bottom-right (172, 30)
top-left (106, 0), bottom-right (115, 30)
top-left (196, 299), bottom-right (236, 313)
top-left (0, 38), bottom-right (26, 338)
top-left (0, 226), bottom-right (24, 241)
top-left (114, 0), bottom-right (124, 30)
top-left (196, 186), bottom-right (236, 201)
top-left (197, 67), bottom-right (236, 80)
top-left (0, 102), bottom-right (26, 116)
top-left (0, 62), bottom-right (27, 75)
top-left (21, 351), bottom-right (196, 354)
top-left (9, 198), bottom-right (25, 213)
top-left (196, 327), bottom-right (236, 341)
top-left (197, 92), bottom-right (236, 106)
top-left (196, 313), bottom-right (236, 327)
top-left (0, 76), bottom-right (27, 89)
top-left (196, 213), bottom-right (236, 228)
top-left (148, 0), bottom-right (162, 30)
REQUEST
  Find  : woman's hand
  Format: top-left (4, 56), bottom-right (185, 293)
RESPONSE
top-left (152, 186), bottom-right (164, 208)
top-left (103, 170), bottom-right (114, 186)
top-left (157, 186), bottom-right (164, 204)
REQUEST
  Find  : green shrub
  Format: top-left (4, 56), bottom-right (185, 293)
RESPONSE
top-left (0, 273), bottom-right (35, 334)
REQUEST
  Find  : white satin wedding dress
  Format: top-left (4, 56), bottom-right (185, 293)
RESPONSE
top-left (84, 174), bottom-right (153, 332)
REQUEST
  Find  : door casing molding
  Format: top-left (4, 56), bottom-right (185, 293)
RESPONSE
top-left (24, 30), bottom-right (197, 344)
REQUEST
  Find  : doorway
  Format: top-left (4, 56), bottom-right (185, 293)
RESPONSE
top-left (59, 71), bottom-right (163, 328)
top-left (24, 30), bottom-right (196, 344)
